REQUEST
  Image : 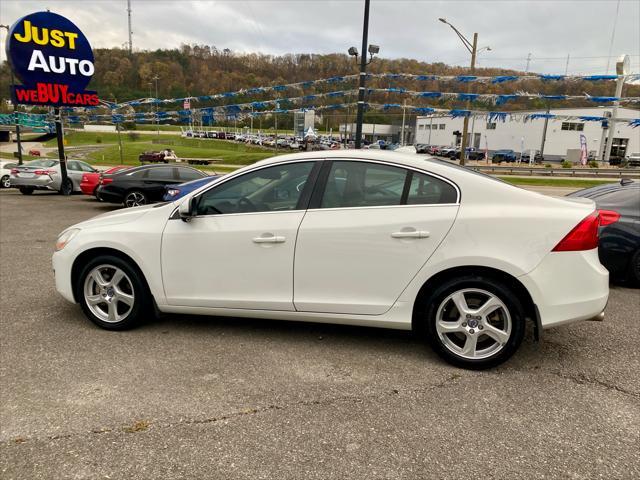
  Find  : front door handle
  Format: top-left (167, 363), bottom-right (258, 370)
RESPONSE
top-left (391, 230), bottom-right (430, 239)
top-left (252, 234), bottom-right (286, 244)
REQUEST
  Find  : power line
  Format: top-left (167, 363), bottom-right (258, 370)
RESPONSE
top-left (605, 0), bottom-right (622, 74)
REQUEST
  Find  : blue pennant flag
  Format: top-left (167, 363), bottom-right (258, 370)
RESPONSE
top-left (416, 75), bottom-right (437, 81)
top-left (496, 95), bottom-right (517, 105)
top-left (629, 119), bottom-right (640, 128)
top-left (327, 91), bottom-right (345, 98)
top-left (539, 75), bottom-right (565, 81)
top-left (458, 93), bottom-right (479, 102)
top-left (382, 104), bottom-right (402, 110)
top-left (449, 109), bottom-right (471, 117)
top-left (541, 95), bottom-right (567, 100)
top-left (579, 116), bottom-right (606, 122)
top-left (525, 113), bottom-right (556, 121)
top-left (417, 92), bottom-right (442, 98)
top-left (327, 76), bottom-right (345, 83)
top-left (272, 85), bottom-right (287, 92)
top-left (488, 112), bottom-right (508, 122)
top-left (583, 75), bottom-right (618, 81)
top-left (588, 96), bottom-right (618, 103)
top-left (491, 76), bottom-right (518, 84)
top-left (456, 76), bottom-right (477, 83)
top-left (412, 107), bottom-right (435, 114)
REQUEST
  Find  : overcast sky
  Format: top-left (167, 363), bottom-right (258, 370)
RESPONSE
top-left (1, 0), bottom-right (638, 75)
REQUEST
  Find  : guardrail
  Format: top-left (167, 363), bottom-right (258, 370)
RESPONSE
top-left (469, 165), bottom-right (640, 179)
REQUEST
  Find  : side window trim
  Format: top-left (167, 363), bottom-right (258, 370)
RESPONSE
top-left (308, 160), bottom-right (332, 210)
top-left (295, 161), bottom-right (323, 210)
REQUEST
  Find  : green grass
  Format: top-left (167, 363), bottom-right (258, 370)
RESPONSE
top-left (0, 152), bottom-right (44, 162)
top-left (498, 176), bottom-right (616, 188)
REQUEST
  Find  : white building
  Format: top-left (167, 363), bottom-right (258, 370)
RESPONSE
top-left (415, 107), bottom-right (639, 159)
top-left (339, 123), bottom-right (413, 144)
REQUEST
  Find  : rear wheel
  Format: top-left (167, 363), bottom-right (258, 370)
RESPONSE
top-left (419, 275), bottom-right (526, 369)
top-left (1, 175), bottom-right (10, 188)
top-left (60, 178), bottom-right (73, 196)
top-left (76, 255), bottom-right (151, 330)
top-left (123, 190), bottom-right (147, 208)
top-left (629, 250), bottom-right (640, 285)
top-left (19, 186), bottom-right (34, 195)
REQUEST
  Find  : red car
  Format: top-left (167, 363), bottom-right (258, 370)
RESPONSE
top-left (80, 166), bottom-right (130, 196)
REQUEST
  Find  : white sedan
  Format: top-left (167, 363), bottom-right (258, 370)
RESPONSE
top-left (52, 151), bottom-right (609, 368)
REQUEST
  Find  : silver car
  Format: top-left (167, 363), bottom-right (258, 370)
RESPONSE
top-left (10, 159), bottom-right (98, 195)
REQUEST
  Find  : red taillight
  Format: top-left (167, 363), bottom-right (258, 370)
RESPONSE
top-left (100, 177), bottom-right (113, 185)
top-left (552, 211), bottom-right (600, 252)
top-left (10, 168), bottom-right (19, 174)
top-left (33, 169), bottom-right (56, 175)
top-left (598, 209), bottom-right (620, 226)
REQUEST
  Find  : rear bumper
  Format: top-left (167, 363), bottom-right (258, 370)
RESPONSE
top-left (519, 248), bottom-right (609, 329)
top-left (95, 186), bottom-right (122, 204)
top-left (10, 176), bottom-right (56, 189)
top-left (80, 183), bottom-right (97, 196)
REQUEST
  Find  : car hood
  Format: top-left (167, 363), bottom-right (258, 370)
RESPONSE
top-left (73, 203), bottom-right (161, 229)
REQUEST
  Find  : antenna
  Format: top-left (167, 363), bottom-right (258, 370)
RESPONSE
top-left (127, 0), bottom-right (133, 54)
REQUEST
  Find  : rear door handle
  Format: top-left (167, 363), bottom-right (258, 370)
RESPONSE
top-left (252, 234), bottom-right (286, 244)
top-left (391, 230), bottom-right (430, 239)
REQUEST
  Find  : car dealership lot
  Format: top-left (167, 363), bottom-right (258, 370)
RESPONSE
top-left (1, 190), bottom-right (639, 479)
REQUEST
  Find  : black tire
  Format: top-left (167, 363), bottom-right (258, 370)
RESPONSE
top-left (19, 186), bottom-right (34, 195)
top-left (418, 275), bottom-right (526, 369)
top-left (123, 190), bottom-right (147, 208)
top-left (1, 175), bottom-right (10, 189)
top-left (75, 255), bottom-right (152, 331)
top-left (60, 178), bottom-right (73, 196)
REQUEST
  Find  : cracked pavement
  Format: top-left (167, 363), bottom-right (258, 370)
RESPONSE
top-left (1, 190), bottom-right (639, 479)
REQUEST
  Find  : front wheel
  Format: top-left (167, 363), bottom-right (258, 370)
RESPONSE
top-left (76, 255), bottom-right (151, 330)
top-left (123, 190), bottom-right (147, 208)
top-left (419, 276), bottom-right (526, 369)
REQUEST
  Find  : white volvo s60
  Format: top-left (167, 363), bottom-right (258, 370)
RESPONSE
top-left (52, 151), bottom-right (609, 368)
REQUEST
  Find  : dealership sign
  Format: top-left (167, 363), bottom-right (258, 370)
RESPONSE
top-left (6, 11), bottom-right (99, 107)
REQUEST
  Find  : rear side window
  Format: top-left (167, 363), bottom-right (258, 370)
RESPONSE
top-left (177, 167), bottom-right (205, 181)
top-left (407, 171), bottom-right (458, 205)
top-left (321, 161), bottom-right (406, 208)
top-left (319, 161), bottom-right (457, 208)
top-left (146, 167), bottom-right (175, 181)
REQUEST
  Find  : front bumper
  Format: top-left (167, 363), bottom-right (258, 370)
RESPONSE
top-left (520, 248), bottom-right (609, 329)
top-left (95, 186), bottom-right (122, 204)
top-left (53, 247), bottom-right (76, 304)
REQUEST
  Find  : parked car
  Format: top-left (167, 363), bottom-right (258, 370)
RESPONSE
top-left (568, 179), bottom-right (640, 284)
top-left (438, 146), bottom-right (457, 157)
top-left (53, 151), bottom-right (608, 369)
top-left (415, 144), bottom-right (430, 154)
top-left (139, 150), bottom-right (177, 164)
top-left (626, 152), bottom-right (640, 167)
top-left (162, 175), bottom-right (222, 201)
top-left (28, 149), bottom-right (41, 156)
top-left (10, 159), bottom-right (98, 195)
top-left (449, 148), bottom-right (486, 161)
top-left (492, 149), bottom-right (518, 163)
top-left (1, 160), bottom-right (18, 188)
top-left (95, 164), bottom-right (208, 207)
top-left (80, 166), bottom-right (130, 197)
top-left (521, 150), bottom-right (544, 164)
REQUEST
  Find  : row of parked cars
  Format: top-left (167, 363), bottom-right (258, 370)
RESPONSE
top-left (415, 144), bottom-right (546, 163)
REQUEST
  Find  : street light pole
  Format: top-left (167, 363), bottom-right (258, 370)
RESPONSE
top-left (1, 24), bottom-right (23, 165)
top-left (603, 55), bottom-right (629, 165)
top-left (152, 75), bottom-right (159, 137)
top-left (439, 18), bottom-right (484, 166)
top-left (354, 0), bottom-right (371, 149)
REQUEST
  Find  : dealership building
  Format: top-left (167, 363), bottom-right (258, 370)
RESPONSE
top-left (415, 107), bottom-right (639, 159)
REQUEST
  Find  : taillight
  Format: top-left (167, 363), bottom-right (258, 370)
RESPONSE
top-left (33, 169), bottom-right (56, 175)
top-left (552, 211), bottom-right (600, 252)
top-left (598, 209), bottom-right (620, 226)
top-left (100, 178), bottom-right (113, 185)
top-left (10, 168), bottom-right (19, 174)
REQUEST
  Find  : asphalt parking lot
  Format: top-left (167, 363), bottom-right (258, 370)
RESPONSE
top-left (1, 189), bottom-right (639, 479)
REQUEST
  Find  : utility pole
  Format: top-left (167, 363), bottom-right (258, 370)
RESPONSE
top-left (152, 75), bottom-right (159, 137)
top-left (603, 55), bottom-right (629, 165)
top-left (564, 54), bottom-right (570, 75)
top-left (114, 97), bottom-right (124, 164)
top-left (400, 99), bottom-right (407, 146)
top-left (539, 105), bottom-right (550, 158)
top-left (525, 52), bottom-right (532, 73)
top-left (127, 0), bottom-right (133, 54)
top-left (354, 0), bottom-right (371, 149)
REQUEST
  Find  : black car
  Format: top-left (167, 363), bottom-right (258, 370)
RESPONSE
top-left (96, 164), bottom-right (208, 207)
top-left (568, 179), bottom-right (640, 284)
top-left (449, 147), bottom-right (486, 160)
top-left (521, 150), bottom-right (544, 164)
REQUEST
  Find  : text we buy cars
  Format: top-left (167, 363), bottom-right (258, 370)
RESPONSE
top-left (6, 11), bottom-right (99, 107)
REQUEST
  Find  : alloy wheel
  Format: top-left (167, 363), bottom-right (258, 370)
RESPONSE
top-left (124, 191), bottom-right (146, 207)
top-left (83, 264), bottom-right (135, 323)
top-left (435, 288), bottom-right (512, 360)
top-left (1, 175), bottom-right (9, 188)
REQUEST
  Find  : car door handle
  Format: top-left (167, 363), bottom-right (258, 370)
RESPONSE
top-left (391, 230), bottom-right (430, 239)
top-left (252, 234), bottom-right (286, 244)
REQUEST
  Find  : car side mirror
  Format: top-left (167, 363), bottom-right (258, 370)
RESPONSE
top-left (179, 197), bottom-right (195, 222)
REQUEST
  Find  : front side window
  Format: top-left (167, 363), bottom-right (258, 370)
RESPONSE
top-left (195, 162), bottom-right (314, 215)
top-left (320, 161), bottom-right (407, 208)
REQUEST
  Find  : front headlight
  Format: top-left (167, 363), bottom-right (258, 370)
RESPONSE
top-left (55, 228), bottom-right (80, 251)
